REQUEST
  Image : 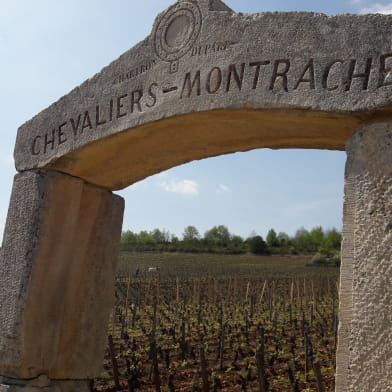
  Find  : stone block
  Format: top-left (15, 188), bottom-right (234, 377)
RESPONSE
top-left (0, 170), bottom-right (124, 379)
top-left (0, 378), bottom-right (90, 392)
top-left (337, 122), bottom-right (392, 392)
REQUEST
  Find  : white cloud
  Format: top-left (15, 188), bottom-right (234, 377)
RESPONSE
top-left (217, 184), bottom-right (231, 193)
top-left (159, 179), bottom-right (199, 195)
top-left (157, 170), bottom-right (170, 178)
top-left (360, 2), bottom-right (392, 13)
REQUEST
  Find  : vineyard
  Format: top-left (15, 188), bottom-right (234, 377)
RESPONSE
top-left (95, 253), bottom-right (340, 392)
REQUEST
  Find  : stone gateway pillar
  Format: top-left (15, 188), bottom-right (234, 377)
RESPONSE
top-left (0, 171), bottom-right (124, 391)
top-left (337, 122), bottom-right (392, 392)
top-left (0, 0), bottom-right (391, 391)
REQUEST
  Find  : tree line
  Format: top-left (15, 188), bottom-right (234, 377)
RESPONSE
top-left (120, 225), bottom-right (341, 264)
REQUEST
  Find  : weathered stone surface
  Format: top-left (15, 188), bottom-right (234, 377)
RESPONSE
top-left (0, 377), bottom-right (90, 392)
top-left (0, 171), bottom-right (124, 379)
top-left (337, 122), bottom-right (392, 392)
top-left (0, 375), bottom-right (51, 388)
top-left (14, 0), bottom-right (392, 190)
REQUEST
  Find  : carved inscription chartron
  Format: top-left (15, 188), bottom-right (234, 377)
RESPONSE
top-left (30, 53), bottom-right (392, 157)
top-left (113, 60), bottom-right (156, 85)
top-left (153, 1), bottom-right (202, 71)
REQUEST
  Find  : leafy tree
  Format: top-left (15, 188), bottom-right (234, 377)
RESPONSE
top-left (231, 235), bottom-right (244, 247)
top-left (293, 227), bottom-right (311, 252)
top-left (204, 225), bottom-right (231, 246)
top-left (119, 225), bottom-right (341, 256)
top-left (247, 235), bottom-right (269, 255)
top-left (309, 226), bottom-right (325, 251)
top-left (323, 228), bottom-right (342, 250)
top-left (277, 232), bottom-right (290, 246)
top-left (171, 234), bottom-right (180, 244)
top-left (228, 235), bottom-right (245, 254)
top-left (266, 228), bottom-right (279, 248)
top-left (138, 230), bottom-right (154, 245)
top-left (183, 225), bottom-right (201, 242)
top-left (152, 228), bottom-right (170, 244)
top-left (275, 231), bottom-right (292, 254)
top-left (120, 230), bottom-right (138, 247)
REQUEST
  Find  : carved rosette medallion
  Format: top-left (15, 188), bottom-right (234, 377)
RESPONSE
top-left (154, 1), bottom-right (202, 71)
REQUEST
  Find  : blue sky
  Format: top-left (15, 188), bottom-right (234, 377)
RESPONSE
top-left (1, 0), bottom-right (391, 240)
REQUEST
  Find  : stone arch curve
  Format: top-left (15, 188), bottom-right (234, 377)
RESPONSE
top-left (14, 0), bottom-right (392, 189)
top-left (1, 1), bottom-right (392, 391)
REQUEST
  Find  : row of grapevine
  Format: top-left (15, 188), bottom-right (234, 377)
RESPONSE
top-left (95, 275), bottom-right (338, 392)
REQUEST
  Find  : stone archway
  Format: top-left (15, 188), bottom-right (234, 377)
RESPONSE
top-left (1, 1), bottom-right (391, 391)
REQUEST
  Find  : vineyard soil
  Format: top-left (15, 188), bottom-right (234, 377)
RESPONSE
top-left (95, 252), bottom-right (340, 392)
